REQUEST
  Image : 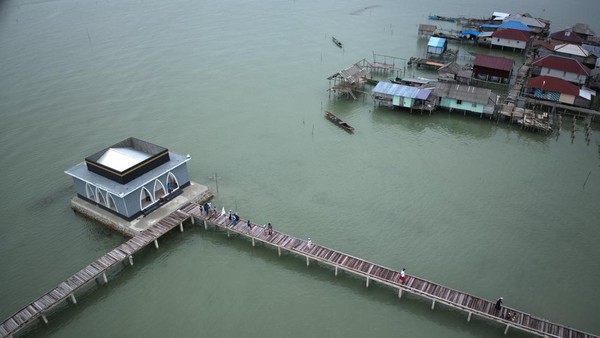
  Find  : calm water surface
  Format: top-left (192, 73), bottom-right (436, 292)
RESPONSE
top-left (0, 0), bottom-right (599, 337)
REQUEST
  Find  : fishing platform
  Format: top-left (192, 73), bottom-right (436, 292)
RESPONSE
top-left (1, 201), bottom-right (598, 338)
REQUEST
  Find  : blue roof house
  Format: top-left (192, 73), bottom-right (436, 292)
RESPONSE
top-left (427, 37), bottom-right (447, 56)
top-left (372, 82), bottom-right (433, 113)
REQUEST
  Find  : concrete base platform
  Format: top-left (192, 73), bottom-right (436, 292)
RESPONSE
top-left (71, 181), bottom-right (213, 237)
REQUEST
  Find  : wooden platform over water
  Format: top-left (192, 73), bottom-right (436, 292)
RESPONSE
top-left (2, 201), bottom-right (598, 338)
top-left (191, 205), bottom-right (598, 338)
top-left (0, 206), bottom-right (194, 338)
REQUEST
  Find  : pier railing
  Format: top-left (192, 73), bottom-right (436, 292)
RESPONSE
top-left (191, 204), bottom-right (598, 338)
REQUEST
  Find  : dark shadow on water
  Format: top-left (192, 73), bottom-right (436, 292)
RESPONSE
top-left (370, 106), bottom-right (497, 140)
top-left (30, 184), bottom-right (75, 209)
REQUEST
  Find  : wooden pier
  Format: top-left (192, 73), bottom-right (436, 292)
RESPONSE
top-left (2, 201), bottom-right (598, 338)
top-left (0, 205), bottom-right (196, 338)
top-left (191, 205), bottom-right (599, 338)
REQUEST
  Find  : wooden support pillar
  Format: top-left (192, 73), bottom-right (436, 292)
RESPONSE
top-left (306, 256), bottom-right (310, 267)
top-left (504, 324), bottom-right (510, 335)
top-left (191, 216), bottom-right (195, 225)
top-left (154, 240), bottom-right (159, 249)
top-left (398, 289), bottom-right (403, 298)
top-left (431, 300), bottom-right (436, 310)
top-left (278, 246), bottom-right (281, 257)
top-left (204, 219), bottom-right (207, 230)
top-left (128, 255), bottom-right (134, 266)
top-left (366, 276), bottom-right (370, 287)
top-left (179, 222), bottom-right (184, 232)
top-left (41, 314), bottom-right (48, 324)
top-left (227, 230), bottom-right (230, 238)
top-left (252, 238), bottom-right (255, 247)
top-left (69, 293), bottom-right (77, 305)
top-left (335, 266), bottom-right (338, 276)
top-left (102, 272), bottom-right (108, 284)
top-left (467, 312), bottom-right (472, 322)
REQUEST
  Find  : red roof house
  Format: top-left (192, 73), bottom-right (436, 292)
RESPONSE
top-left (532, 55), bottom-right (590, 85)
top-left (491, 29), bottom-right (530, 51)
top-left (472, 54), bottom-right (515, 83)
top-left (550, 30), bottom-right (584, 45)
top-left (528, 76), bottom-right (579, 96)
top-left (528, 76), bottom-right (582, 105)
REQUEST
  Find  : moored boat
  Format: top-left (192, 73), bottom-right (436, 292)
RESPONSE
top-left (325, 111), bottom-right (354, 133)
top-left (332, 36), bottom-right (343, 48)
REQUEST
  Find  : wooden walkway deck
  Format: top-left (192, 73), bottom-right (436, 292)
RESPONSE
top-left (0, 205), bottom-right (194, 338)
top-left (192, 205), bottom-right (598, 338)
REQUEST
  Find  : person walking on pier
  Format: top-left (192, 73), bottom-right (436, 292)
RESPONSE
top-left (247, 219), bottom-right (252, 229)
top-left (228, 210), bottom-right (232, 220)
top-left (495, 297), bottom-right (503, 313)
top-left (267, 223), bottom-right (273, 235)
top-left (400, 268), bottom-right (407, 284)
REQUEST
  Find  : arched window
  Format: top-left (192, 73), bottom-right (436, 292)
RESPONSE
top-left (140, 187), bottom-right (153, 209)
top-left (166, 172), bottom-right (179, 193)
top-left (96, 188), bottom-right (107, 206)
top-left (154, 180), bottom-right (166, 200)
top-left (86, 183), bottom-right (95, 200)
top-left (107, 194), bottom-right (118, 212)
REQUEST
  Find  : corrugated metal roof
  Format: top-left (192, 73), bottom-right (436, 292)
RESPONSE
top-left (528, 76), bottom-right (579, 96)
top-left (434, 82), bottom-right (493, 104)
top-left (498, 21), bottom-right (530, 31)
top-left (473, 54), bottom-right (515, 72)
top-left (492, 28), bottom-right (530, 41)
top-left (550, 30), bottom-right (584, 44)
top-left (554, 43), bottom-right (590, 57)
top-left (583, 44), bottom-right (600, 57)
top-left (504, 14), bottom-right (545, 28)
top-left (372, 82), bottom-right (432, 100)
top-left (428, 37), bottom-right (446, 48)
top-left (532, 55), bottom-right (590, 75)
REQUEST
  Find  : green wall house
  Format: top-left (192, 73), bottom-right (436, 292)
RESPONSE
top-left (434, 82), bottom-right (498, 115)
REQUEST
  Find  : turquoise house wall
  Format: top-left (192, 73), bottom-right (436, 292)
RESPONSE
top-left (440, 98), bottom-right (484, 113)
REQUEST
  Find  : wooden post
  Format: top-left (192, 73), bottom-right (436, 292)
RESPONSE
top-left (41, 314), bottom-right (48, 324)
top-left (306, 256), bottom-right (310, 267)
top-left (69, 294), bottom-right (77, 304)
top-left (431, 300), bottom-right (436, 310)
top-left (467, 312), bottom-right (472, 322)
top-left (335, 266), bottom-right (338, 276)
top-left (252, 238), bottom-right (255, 247)
top-left (504, 324), bottom-right (510, 335)
top-left (102, 272), bottom-right (108, 284)
top-left (191, 216), bottom-right (195, 225)
top-left (128, 255), bottom-right (134, 266)
top-left (179, 222), bottom-right (184, 232)
top-left (278, 247), bottom-right (281, 256)
top-left (227, 230), bottom-right (230, 238)
top-left (398, 289), bottom-right (403, 298)
top-left (366, 276), bottom-right (370, 287)
top-left (154, 240), bottom-right (159, 249)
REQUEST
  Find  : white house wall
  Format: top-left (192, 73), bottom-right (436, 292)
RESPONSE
top-left (492, 38), bottom-right (526, 50)
top-left (542, 67), bottom-right (587, 84)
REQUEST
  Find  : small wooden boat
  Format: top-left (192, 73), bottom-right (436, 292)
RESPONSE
top-left (325, 111), bottom-right (354, 133)
top-left (332, 36), bottom-right (343, 48)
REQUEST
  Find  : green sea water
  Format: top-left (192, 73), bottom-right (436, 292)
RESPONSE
top-left (0, 0), bottom-right (599, 337)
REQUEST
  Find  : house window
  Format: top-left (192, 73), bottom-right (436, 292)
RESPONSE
top-left (563, 71), bottom-right (567, 76)
top-left (546, 68), bottom-right (550, 74)
top-left (457, 100), bottom-right (462, 105)
top-left (472, 102), bottom-right (477, 107)
top-left (497, 38), bottom-right (500, 42)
